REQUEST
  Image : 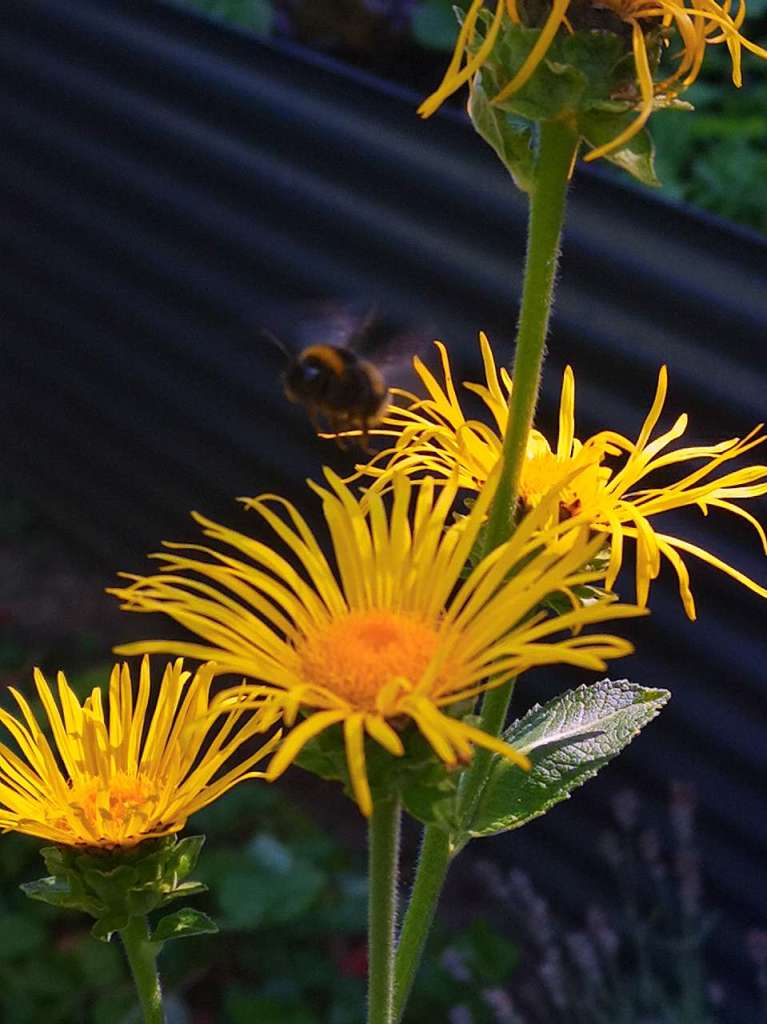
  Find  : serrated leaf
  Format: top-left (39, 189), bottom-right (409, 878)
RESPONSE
top-left (158, 881), bottom-right (209, 907)
top-left (20, 875), bottom-right (87, 911)
top-left (580, 110), bottom-right (660, 185)
top-left (152, 908), bottom-right (218, 944)
top-left (167, 835), bottom-right (205, 881)
top-left (465, 679), bottom-right (669, 840)
top-left (39, 845), bottom-right (66, 875)
top-left (469, 80), bottom-right (535, 193)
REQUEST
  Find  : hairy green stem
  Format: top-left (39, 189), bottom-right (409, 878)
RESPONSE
top-left (120, 915), bottom-right (165, 1024)
top-left (393, 826), bottom-right (452, 1022)
top-left (392, 118), bottom-right (579, 1022)
top-left (482, 117), bottom-right (580, 554)
top-left (368, 798), bottom-right (401, 1024)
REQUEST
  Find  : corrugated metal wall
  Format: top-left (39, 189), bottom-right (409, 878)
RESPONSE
top-left (2, 0), bottom-right (766, 1015)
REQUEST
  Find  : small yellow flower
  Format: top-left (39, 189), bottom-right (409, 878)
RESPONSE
top-left (111, 472), bottom-right (640, 816)
top-left (357, 334), bottom-right (767, 620)
top-left (0, 658), bottom-right (280, 847)
top-left (420, 0), bottom-right (767, 159)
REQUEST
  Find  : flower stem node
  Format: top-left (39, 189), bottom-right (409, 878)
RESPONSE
top-left (21, 834), bottom-right (217, 943)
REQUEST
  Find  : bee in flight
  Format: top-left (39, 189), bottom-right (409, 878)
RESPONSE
top-left (283, 343), bottom-right (389, 449)
top-left (264, 303), bottom-right (423, 449)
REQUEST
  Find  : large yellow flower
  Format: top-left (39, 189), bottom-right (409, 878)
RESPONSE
top-left (0, 658), bottom-right (280, 847)
top-left (356, 334), bottom-right (767, 620)
top-left (111, 472), bottom-right (640, 815)
top-left (419, 0), bottom-right (767, 160)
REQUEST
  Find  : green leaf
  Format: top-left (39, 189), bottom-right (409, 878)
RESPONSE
top-left (39, 845), bottom-right (66, 875)
top-left (166, 835), bottom-right (205, 882)
top-left (580, 111), bottom-right (661, 186)
top-left (466, 679), bottom-right (670, 840)
top-left (152, 907), bottom-right (218, 944)
top-left (399, 757), bottom-right (462, 831)
top-left (20, 875), bottom-right (98, 915)
top-left (158, 881), bottom-right (209, 907)
top-left (468, 80), bottom-right (535, 194)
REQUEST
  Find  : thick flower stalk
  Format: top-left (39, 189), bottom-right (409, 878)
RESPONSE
top-left (0, 658), bottom-right (280, 847)
top-left (111, 471), bottom-right (641, 816)
top-left (419, 0), bottom-right (767, 160)
top-left (356, 334), bottom-right (767, 620)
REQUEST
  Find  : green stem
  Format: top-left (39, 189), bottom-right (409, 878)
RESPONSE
top-left (392, 118), bottom-right (579, 1024)
top-left (368, 798), bottom-right (401, 1024)
top-left (393, 826), bottom-right (451, 1022)
top-left (457, 677), bottom-right (518, 827)
top-left (482, 117), bottom-right (580, 555)
top-left (119, 916), bottom-right (165, 1024)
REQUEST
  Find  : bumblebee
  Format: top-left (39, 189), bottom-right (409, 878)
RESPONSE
top-left (283, 343), bottom-right (389, 447)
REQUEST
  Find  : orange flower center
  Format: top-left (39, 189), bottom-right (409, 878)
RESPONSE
top-left (296, 610), bottom-right (441, 710)
top-left (65, 772), bottom-right (160, 842)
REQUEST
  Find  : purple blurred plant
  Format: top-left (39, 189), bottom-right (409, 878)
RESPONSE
top-left (447, 783), bottom-right (766, 1024)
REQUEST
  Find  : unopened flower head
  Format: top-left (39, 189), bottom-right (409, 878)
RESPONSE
top-left (111, 472), bottom-right (640, 815)
top-left (0, 658), bottom-right (280, 847)
top-left (357, 334), bottom-right (767, 620)
top-left (420, 0), bottom-right (767, 160)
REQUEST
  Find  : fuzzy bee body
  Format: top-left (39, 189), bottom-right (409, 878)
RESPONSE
top-left (283, 343), bottom-right (390, 445)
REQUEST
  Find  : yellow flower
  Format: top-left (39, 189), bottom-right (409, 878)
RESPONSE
top-left (111, 472), bottom-right (640, 816)
top-left (0, 658), bottom-right (280, 847)
top-left (357, 334), bottom-right (767, 620)
top-left (419, 0), bottom-right (767, 160)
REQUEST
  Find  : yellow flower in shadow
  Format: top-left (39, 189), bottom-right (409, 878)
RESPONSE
top-left (0, 658), bottom-right (280, 847)
top-left (111, 472), bottom-right (641, 816)
top-left (356, 334), bottom-right (767, 620)
top-left (420, 0), bottom-right (767, 160)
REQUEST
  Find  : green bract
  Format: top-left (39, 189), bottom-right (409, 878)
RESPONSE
top-left (468, 10), bottom-right (682, 185)
top-left (21, 834), bottom-right (216, 943)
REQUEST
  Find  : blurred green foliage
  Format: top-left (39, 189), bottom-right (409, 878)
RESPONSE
top-left (181, 0), bottom-right (274, 34)
top-left (2, 771), bottom-right (516, 1022)
top-left (651, 45), bottom-right (767, 231)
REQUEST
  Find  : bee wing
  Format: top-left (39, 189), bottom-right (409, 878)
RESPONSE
top-left (357, 321), bottom-right (435, 393)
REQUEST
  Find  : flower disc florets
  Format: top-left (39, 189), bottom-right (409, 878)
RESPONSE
top-left (0, 658), bottom-right (280, 848)
top-left (111, 471), bottom-right (642, 815)
top-left (355, 333), bottom-right (767, 620)
top-left (297, 611), bottom-right (444, 711)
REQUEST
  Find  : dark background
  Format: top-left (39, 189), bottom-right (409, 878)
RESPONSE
top-left (1, 0), bottom-right (767, 1018)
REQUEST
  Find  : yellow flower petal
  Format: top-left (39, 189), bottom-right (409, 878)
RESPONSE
top-left (357, 336), bottom-right (767, 620)
top-left (114, 470), bottom-right (640, 814)
top-left (0, 658), bottom-right (276, 848)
